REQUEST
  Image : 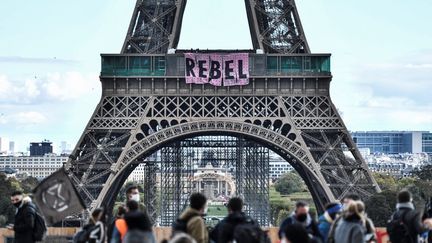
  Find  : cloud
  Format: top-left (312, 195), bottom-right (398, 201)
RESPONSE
top-left (0, 72), bottom-right (99, 104)
top-left (0, 56), bottom-right (78, 65)
top-left (333, 50), bottom-right (432, 131)
top-left (0, 111), bottom-right (48, 125)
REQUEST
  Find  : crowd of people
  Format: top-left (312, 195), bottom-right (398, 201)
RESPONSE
top-left (7, 186), bottom-right (432, 243)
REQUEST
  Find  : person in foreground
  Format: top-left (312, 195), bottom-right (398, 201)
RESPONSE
top-left (209, 197), bottom-right (261, 243)
top-left (8, 191), bottom-right (36, 243)
top-left (387, 190), bottom-right (432, 243)
top-left (176, 193), bottom-right (208, 243)
top-left (279, 201), bottom-right (321, 242)
top-left (333, 200), bottom-right (367, 243)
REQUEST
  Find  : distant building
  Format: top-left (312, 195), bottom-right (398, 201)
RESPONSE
top-left (9, 141), bottom-right (15, 155)
top-left (423, 133), bottom-right (432, 158)
top-left (193, 163), bottom-right (235, 200)
top-left (351, 131), bottom-right (432, 159)
top-left (60, 141), bottom-right (73, 155)
top-left (269, 154), bottom-right (293, 179)
top-left (0, 137), bottom-right (8, 154)
top-left (0, 154), bottom-right (67, 179)
top-left (365, 153), bottom-right (428, 177)
top-left (30, 140), bottom-right (53, 156)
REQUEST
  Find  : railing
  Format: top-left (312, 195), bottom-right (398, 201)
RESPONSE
top-left (100, 53), bottom-right (331, 77)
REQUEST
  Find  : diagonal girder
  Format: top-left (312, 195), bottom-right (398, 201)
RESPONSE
top-left (122, 0), bottom-right (186, 54)
top-left (245, 0), bottom-right (310, 53)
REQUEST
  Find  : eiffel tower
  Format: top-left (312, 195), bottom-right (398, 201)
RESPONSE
top-left (65, 0), bottom-right (380, 225)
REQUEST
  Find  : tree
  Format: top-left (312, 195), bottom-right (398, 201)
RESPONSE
top-left (0, 174), bottom-right (21, 226)
top-left (412, 164), bottom-right (432, 181)
top-left (365, 192), bottom-right (394, 227)
top-left (269, 186), bottom-right (291, 226)
top-left (372, 172), bottom-right (397, 191)
top-left (275, 172), bottom-right (307, 195)
top-left (21, 176), bottom-right (39, 193)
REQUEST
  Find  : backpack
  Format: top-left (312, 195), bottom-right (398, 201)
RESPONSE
top-left (233, 219), bottom-right (271, 243)
top-left (386, 210), bottom-right (413, 243)
top-left (27, 204), bottom-right (47, 241)
top-left (171, 214), bottom-right (200, 236)
top-left (33, 211), bottom-right (48, 241)
top-left (73, 224), bottom-right (96, 243)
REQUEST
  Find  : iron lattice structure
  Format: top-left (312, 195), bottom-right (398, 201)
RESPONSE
top-left (65, 0), bottom-right (380, 225)
top-left (141, 136), bottom-right (270, 226)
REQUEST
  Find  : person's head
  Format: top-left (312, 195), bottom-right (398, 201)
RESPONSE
top-left (116, 205), bottom-right (127, 218)
top-left (343, 200), bottom-right (365, 221)
top-left (126, 200), bottom-right (139, 212)
top-left (91, 208), bottom-right (105, 223)
top-left (189, 193), bottom-right (207, 213)
top-left (294, 201), bottom-right (309, 222)
top-left (227, 197), bottom-right (243, 213)
top-left (126, 185), bottom-right (140, 202)
top-left (342, 193), bottom-right (360, 206)
top-left (10, 191), bottom-right (23, 208)
top-left (282, 223), bottom-right (310, 243)
top-left (325, 202), bottom-right (343, 220)
top-left (398, 190), bottom-right (412, 203)
top-left (168, 232), bottom-right (197, 243)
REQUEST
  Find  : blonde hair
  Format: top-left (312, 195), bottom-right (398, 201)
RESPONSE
top-left (343, 200), bottom-right (366, 225)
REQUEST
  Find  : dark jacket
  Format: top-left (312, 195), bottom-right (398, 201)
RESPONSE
top-left (14, 202), bottom-right (36, 243)
top-left (89, 221), bottom-right (105, 243)
top-left (210, 211), bottom-right (258, 243)
top-left (396, 207), bottom-right (429, 243)
top-left (279, 213), bottom-right (321, 240)
top-left (124, 210), bottom-right (152, 231)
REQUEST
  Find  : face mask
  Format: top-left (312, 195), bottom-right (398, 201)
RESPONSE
top-left (13, 201), bottom-right (22, 208)
top-left (297, 213), bottom-right (308, 222)
top-left (130, 194), bottom-right (140, 202)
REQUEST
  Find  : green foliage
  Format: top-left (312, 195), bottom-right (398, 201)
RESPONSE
top-left (0, 175), bottom-right (40, 226)
top-left (365, 191), bottom-right (394, 227)
top-left (206, 205), bottom-right (228, 217)
top-left (8, 177), bottom-right (23, 192)
top-left (372, 172), bottom-right (397, 191)
top-left (20, 177), bottom-right (39, 194)
top-left (275, 172), bottom-right (307, 195)
top-left (269, 186), bottom-right (290, 225)
top-left (366, 172), bottom-right (432, 227)
top-left (276, 209), bottom-right (290, 225)
top-left (412, 164), bottom-right (432, 181)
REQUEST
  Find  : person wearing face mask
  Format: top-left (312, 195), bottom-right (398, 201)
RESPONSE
top-left (8, 191), bottom-right (36, 243)
top-left (279, 201), bottom-right (322, 243)
top-left (125, 184), bottom-right (147, 214)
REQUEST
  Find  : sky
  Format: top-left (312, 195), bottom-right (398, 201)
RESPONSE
top-left (0, 0), bottom-right (431, 153)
